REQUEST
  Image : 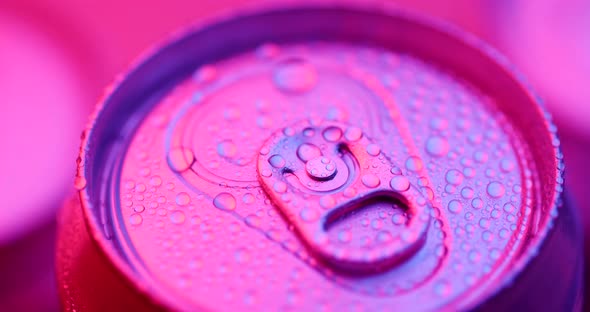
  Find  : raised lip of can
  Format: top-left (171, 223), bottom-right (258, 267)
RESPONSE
top-left (75, 1), bottom-right (565, 310)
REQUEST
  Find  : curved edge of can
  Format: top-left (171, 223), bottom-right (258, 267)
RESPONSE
top-left (74, 1), bottom-right (566, 310)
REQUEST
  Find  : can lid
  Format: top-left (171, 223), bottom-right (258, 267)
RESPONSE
top-left (77, 3), bottom-right (563, 311)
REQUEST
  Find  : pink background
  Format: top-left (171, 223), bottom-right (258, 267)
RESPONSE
top-left (0, 0), bottom-right (588, 310)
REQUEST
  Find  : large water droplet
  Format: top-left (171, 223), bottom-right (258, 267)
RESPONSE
top-left (500, 159), bottom-right (515, 172)
top-left (366, 144), bottom-right (381, 156)
top-left (213, 193), bottom-right (237, 211)
top-left (256, 116), bottom-right (273, 129)
top-left (319, 195), bottom-right (336, 209)
top-left (300, 207), bottom-right (320, 222)
top-left (445, 169), bottom-right (464, 185)
top-left (168, 147), bottom-right (195, 172)
top-left (448, 200), bottom-right (463, 214)
top-left (217, 140), bottom-right (237, 158)
top-left (129, 213), bottom-right (143, 225)
top-left (170, 210), bottom-right (186, 224)
top-left (406, 156), bottom-right (424, 171)
top-left (273, 58), bottom-right (317, 93)
top-left (269, 154), bottom-right (286, 168)
top-left (425, 136), bottom-right (449, 157)
top-left (390, 176), bottom-right (410, 192)
top-left (434, 280), bottom-right (452, 297)
top-left (74, 176), bottom-right (87, 190)
top-left (487, 182), bottom-right (506, 198)
top-left (242, 193), bottom-right (255, 204)
top-left (322, 126), bottom-right (343, 142)
top-left (344, 127), bottom-right (363, 142)
top-left (297, 143), bottom-right (322, 162)
top-left (361, 174), bottom-right (380, 188)
top-left (176, 192), bottom-right (191, 206)
top-left (273, 181), bottom-right (288, 193)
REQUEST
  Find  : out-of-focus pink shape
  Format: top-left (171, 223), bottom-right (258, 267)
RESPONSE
top-left (491, 0), bottom-right (590, 135)
top-left (0, 11), bottom-right (89, 244)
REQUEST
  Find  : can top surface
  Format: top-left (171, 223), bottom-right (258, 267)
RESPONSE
top-left (76, 3), bottom-right (563, 311)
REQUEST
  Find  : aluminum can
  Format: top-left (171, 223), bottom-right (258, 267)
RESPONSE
top-left (56, 3), bottom-right (583, 311)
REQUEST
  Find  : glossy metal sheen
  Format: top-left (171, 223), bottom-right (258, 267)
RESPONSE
top-left (57, 3), bottom-right (582, 312)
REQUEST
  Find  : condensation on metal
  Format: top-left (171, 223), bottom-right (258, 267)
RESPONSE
top-left (73, 4), bottom-right (567, 312)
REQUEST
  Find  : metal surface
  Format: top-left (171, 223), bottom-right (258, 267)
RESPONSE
top-left (57, 3), bottom-right (581, 311)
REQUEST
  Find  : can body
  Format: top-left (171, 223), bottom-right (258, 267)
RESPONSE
top-left (56, 3), bottom-right (583, 311)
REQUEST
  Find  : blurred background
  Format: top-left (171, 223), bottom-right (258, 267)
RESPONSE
top-left (0, 0), bottom-right (588, 310)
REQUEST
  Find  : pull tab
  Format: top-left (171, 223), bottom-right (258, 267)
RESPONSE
top-left (258, 121), bottom-right (431, 274)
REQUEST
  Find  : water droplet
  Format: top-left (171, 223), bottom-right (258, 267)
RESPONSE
top-left (487, 182), bottom-right (506, 198)
top-left (344, 127), bottom-right (363, 141)
top-left (194, 65), bottom-right (217, 83)
top-left (256, 43), bottom-right (280, 59)
top-left (273, 58), bottom-right (317, 93)
top-left (499, 228), bottom-right (510, 239)
top-left (322, 126), bottom-right (343, 142)
top-left (482, 231), bottom-right (493, 242)
top-left (223, 107), bottom-right (240, 121)
top-left (213, 193), bottom-right (236, 211)
top-left (377, 231), bottom-right (393, 243)
top-left (261, 169), bottom-right (272, 177)
top-left (469, 250), bottom-right (481, 263)
top-left (361, 174), bottom-right (380, 188)
top-left (256, 116), bottom-right (273, 129)
top-left (448, 200), bottom-right (463, 214)
top-left (406, 156), bottom-right (423, 171)
top-left (338, 230), bottom-right (352, 243)
top-left (319, 195), bottom-right (336, 209)
top-left (170, 210), bottom-right (186, 224)
top-left (217, 140), bottom-right (237, 158)
top-left (500, 159), bottom-right (515, 172)
top-left (371, 219), bottom-right (383, 230)
top-left (434, 280), bottom-right (451, 297)
top-left (149, 176), bottom-right (162, 187)
top-left (429, 118), bottom-right (448, 130)
top-left (242, 193), bottom-right (255, 204)
top-left (425, 136), bottom-right (449, 157)
top-left (269, 154), bottom-right (286, 168)
top-left (463, 167), bottom-right (476, 178)
top-left (343, 187), bottom-right (357, 198)
top-left (273, 181), bottom-right (288, 193)
top-left (461, 187), bottom-right (474, 199)
top-left (390, 167), bottom-right (402, 175)
top-left (366, 144), bottom-right (381, 156)
top-left (503, 202), bottom-right (516, 213)
top-left (471, 198), bottom-right (484, 209)
top-left (474, 151), bottom-right (488, 163)
top-left (445, 169), bottom-right (464, 185)
top-left (255, 99), bottom-right (271, 113)
top-left (176, 192), bottom-right (190, 206)
top-left (74, 176), bottom-right (87, 190)
top-left (390, 176), bottom-right (410, 192)
top-left (297, 143), bottom-right (322, 162)
top-left (300, 207), bottom-right (320, 222)
top-left (129, 213), bottom-right (143, 225)
top-left (479, 218), bottom-right (491, 229)
top-left (134, 204), bottom-right (145, 213)
top-left (326, 107), bottom-right (348, 121)
top-left (392, 213), bottom-right (406, 225)
top-left (306, 156), bottom-right (337, 180)
top-left (168, 147), bottom-right (195, 172)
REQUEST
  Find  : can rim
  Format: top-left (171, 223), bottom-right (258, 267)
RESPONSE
top-left (76, 1), bottom-right (564, 310)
